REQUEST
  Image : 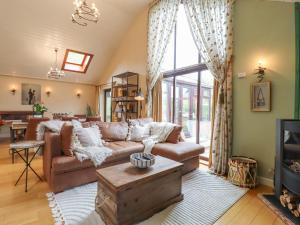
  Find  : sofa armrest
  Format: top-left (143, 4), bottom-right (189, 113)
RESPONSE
top-left (43, 132), bottom-right (62, 181)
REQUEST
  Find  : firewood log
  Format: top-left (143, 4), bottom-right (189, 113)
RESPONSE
top-left (293, 210), bottom-right (300, 218)
top-left (286, 194), bottom-right (298, 203)
top-left (288, 203), bottom-right (297, 210)
top-left (280, 195), bottom-right (287, 207)
top-left (297, 203), bottom-right (300, 213)
top-left (283, 189), bottom-right (288, 195)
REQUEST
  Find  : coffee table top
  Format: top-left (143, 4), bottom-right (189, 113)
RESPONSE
top-left (96, 156), bottom-right (183, 191)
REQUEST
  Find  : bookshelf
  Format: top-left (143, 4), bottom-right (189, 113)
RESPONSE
top-left (111, 72), bottom-right (139, 122)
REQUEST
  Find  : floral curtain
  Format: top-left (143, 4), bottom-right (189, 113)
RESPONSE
top-left (152, 78), bottom-right (163, 121)
top-left (183, 0), bottom-right (234, 175)
top-left (146, 0), bottom-right (180, 117)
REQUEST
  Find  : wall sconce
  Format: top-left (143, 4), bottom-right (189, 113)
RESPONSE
top-left (10, 86), bottom-right (16, 95)
top-left (255, 59), bottom-right (267, 82)
top-left (76, 91), bottom-right (81, 98)
top-left (46, 90), bottom-right (51, 97)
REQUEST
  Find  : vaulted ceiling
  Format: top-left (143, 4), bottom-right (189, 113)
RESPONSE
top-left (0, 0), bottom-right (151, 84)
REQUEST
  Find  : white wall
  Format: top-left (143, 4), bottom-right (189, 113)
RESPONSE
top-left (98, 8), bottom-right (148, 119)
top-left (0, 75), bottom-right (97, 118)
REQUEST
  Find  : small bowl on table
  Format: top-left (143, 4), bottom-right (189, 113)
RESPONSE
top-left (130, 153), bottom-right (155, 168)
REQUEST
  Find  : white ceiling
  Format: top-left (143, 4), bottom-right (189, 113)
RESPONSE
top-left (0, 0), bottom-right (151, 84)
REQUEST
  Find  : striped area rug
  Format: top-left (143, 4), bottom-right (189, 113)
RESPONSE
top-left (47, 169), bottom-right (248, 225)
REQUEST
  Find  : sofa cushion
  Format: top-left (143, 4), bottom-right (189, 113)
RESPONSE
top-left (152, 142), bottom-right (204, 162)
top-left (104, 141), bottom-right (144, 162)
top-left (166, 125), bottom-right (182, 144)
top-left (127, 124), bottom-right (151, 142)
top-left (75, 126), bottom-right (103, 147)
top-left (128, 118), bottom-right (153, 126)
top-left (52, 156), bottom-right (93, 174)
top-left (52, 141), bottom-right (144, 174)
top-left (60, 123), bottom-right (74, 156)
top-left (93, 122), bottom-right (128, 141)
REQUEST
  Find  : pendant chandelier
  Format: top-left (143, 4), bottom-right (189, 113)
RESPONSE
top-left (47, 48), bottom-right (65, 79)
top-left (72, 0), bottom-right (100, 26)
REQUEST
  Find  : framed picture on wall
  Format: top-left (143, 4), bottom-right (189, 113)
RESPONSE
top-left (21, 83), bottom-right (41, 105)
top-left (251, 81), bottom-right (271, 112)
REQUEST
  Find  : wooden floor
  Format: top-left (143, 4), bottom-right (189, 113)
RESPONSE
top-left (0, 138), bottom-right (286, 225)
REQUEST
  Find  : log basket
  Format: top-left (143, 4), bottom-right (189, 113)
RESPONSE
top-left (227, 156), bottom-right (257, 188)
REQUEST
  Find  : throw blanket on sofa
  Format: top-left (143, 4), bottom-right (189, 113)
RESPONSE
top-left (72, 145), bottom-right (112, 167)
top-left (142, 122), bottom-right (175, 153)
top-left (36, 120), bottom-right (112, 167)
top-left (36, 120), bottom-right (65, 141)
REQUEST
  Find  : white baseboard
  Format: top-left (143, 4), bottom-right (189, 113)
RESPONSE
top-left (258, 176), bottom-right (274, 187)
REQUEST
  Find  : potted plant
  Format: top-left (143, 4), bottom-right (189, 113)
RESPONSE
top-left (86, 104), bottom-right (95, 117)
top-left (33, 103), bottom-right (48, 117)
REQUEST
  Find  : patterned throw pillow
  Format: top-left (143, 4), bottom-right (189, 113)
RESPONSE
top-left (127, 124), bottom-right (151, 142)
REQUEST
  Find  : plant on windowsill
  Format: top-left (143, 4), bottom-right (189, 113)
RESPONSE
top-left (33, 103), bottom-right (48, 117)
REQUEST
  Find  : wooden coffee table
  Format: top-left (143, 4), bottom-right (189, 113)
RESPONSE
top-left (95, 156), bottom-right (184, 225)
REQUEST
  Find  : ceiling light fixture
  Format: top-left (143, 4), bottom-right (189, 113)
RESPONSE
top-left (47, 48), bottom-right (65, 80)
top-left (72, 0), bottom-right (100, 26)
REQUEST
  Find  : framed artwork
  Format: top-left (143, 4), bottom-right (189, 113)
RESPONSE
top-left (21, 83), bottom-right (41, 105)
top-left (251, 81), bottom-right (271, 112)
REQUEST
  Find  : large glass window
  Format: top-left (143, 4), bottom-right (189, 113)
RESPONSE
top-left (104, 89), bottom-right (111, 122)
top-left (161, 4), bottom-right (214, 159)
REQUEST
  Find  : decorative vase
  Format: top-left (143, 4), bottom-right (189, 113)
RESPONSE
top-left (33, 112), bottom-right (44, 118)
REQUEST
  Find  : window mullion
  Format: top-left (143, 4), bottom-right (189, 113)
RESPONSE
top-left (172, 23), bottom-right (177, 123)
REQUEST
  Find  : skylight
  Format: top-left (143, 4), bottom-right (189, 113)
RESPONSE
top-left (62, 49), bottom-right (93, 73)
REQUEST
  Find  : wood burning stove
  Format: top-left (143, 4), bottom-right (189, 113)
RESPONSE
top-left (275, 119), bottom-right (300, 198)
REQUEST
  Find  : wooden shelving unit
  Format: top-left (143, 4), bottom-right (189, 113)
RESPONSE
top-left (111, 72), bottom-right (139, 122)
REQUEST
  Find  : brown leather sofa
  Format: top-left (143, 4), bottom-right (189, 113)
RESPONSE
top-left (43, 120), bottom-right (204, 193)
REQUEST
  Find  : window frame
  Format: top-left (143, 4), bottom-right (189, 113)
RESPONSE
top-left (61, 49), bottom-right (94, 74)
top-left (161, 17), bottom-right (211, 145)
top-left (104, 88), bottom-right (112, 122)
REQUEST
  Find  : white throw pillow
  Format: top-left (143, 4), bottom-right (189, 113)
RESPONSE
top-left (72, 120), bottom-right (82, 130)
top-left (75, 126), bottom-right (103, 147)
top-left (127, 124), bottom-right (150, 142)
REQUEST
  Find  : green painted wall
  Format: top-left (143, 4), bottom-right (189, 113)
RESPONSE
top-left (295, 3), bottom-right (300, 119)
top-left (233, 0), bottom-right (295, 179)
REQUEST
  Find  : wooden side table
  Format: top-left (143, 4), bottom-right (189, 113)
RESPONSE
top-left (10, 140), bottom-right (44, 192)
top-left (10, 122), bottom-right (28, 143)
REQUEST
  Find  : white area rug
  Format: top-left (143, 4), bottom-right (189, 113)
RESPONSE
top-left (47, 170), bottom-right (248, 225)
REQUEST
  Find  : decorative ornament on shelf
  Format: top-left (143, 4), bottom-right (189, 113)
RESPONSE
top-left (72, 0), bottom-right (100, 26)
top-left (47, 48), bottom-right (65, 80)
top-left (255, 60), bottom-right (267, 82)
top-left (134, 88), bottom-right (144, 101)
top-left (33, 103), bottom-right (48, 117)
top-left (134, 88), bottom-right (144, 118)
